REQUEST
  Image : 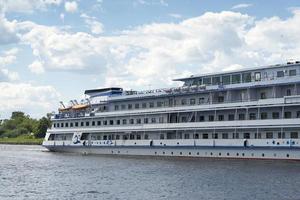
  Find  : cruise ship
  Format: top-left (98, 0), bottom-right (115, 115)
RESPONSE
top-left (43, 62), bottom-right (300, 160)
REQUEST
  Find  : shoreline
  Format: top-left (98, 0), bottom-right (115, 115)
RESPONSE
top-left (0, 138), bottom-right (43, 145)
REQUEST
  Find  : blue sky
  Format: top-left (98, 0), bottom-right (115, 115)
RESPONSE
top-left (0, 0), bottom-right (300, 119)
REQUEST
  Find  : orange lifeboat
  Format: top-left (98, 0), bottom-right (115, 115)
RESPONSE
top-left (58, 106), bottom-right (72, 112)
top-left (72, 104), bottom-right (90, 110)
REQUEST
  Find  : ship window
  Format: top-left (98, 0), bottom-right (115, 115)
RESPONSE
top-left (116, 135), bottom-right (120, 140)
top-left (92, 121), bottom-right (95, 126)
top-left (239, 113), bottom-right (245, 120)
top-left (137, 135), bottom-right (141, 140)
top-left (130, 134), bottom-right (135, 140)
top-left (199, 97), bottom-right (205, 104)
top-left (297, 111), bottom-right (300, 118)
top-left (277, 71), bottom-right (284, 77)
top-left (218, 115), bottom-right (224, 121)
top-left (181, 99), bottom-right (187, 105)
top-left (213, 133), bottom-right (218, 139)
top-left (130, 119), bottom-right (134, 124)
top-left (48, 134), bottom-right (55, 141)
top-left (243, 133), bottom-right (250, 139)
top-left (184, 134), bottom-right (189, 139)
top-left (81, 133), bottom-right (89, 140)
top-left (260, 92), bottom-right (266, 99)
top-left (242, 72), bottom-right (251, 83)
top-left (123, 135), bottom-right (128, 140)
top-left (254, 72), bottom-right (261, 81)
top-left (103, 120), bottom-right (107, 125)
top-left (122, 119), bottom-right (127, 124)
top-left (97, 121), bottom-right (101, 126)
top-left (272, 112), bottom-right (279, 119)
top-left (199, 116), bottom-right (205, 122)
top-left (159, 117), bottom-right (164, 123)
top-left (121, 104), bottom-right (126, 110)
top-left (57, 123), bottom-right (60, 128)
top-left (289, 69), bottom-right (296, 76)
top-left (194, 134), bottom-right (199, 139)
top-left (228, 114), bottom-right (235, 121)
top-left (136, 119), bottom-right (141, 124)
top-left (209, 115), bottom-right (214, 121)
top-left (53, 123), bottom-right (56, 128)
top-left (70, 123), bottom-right (73, 127)
top-left (151, 118), bottom-right (156, 123)
top-left (85, 121), bottom-right (90, 126)
top-left (144, 118), bottom-right (148, 124)
top-left (144, 134), bottom-right (149, 139)
top-left (149, 102), bottom-right (154, 108)
top-left (232, 74), bottom-right (241, 84)
top-left (142, 103), bottom-right (147, 108)
top-left (291, 132), bottom-right (298, 138)
top-left (222, 75), bottom-right (230, 85)
top-left (160, 134), bottom-right (165, 139)
top-left (190, 99), bottom-right (195, 105)
top-left (181, 116), bottom-right (187, 122)
top-left (217, 96), bottom-right (224, 103)
top-left (249, 113), bottom-right (256, 120)
top-left (266, 132), bottom-right (273, 139)
top-left (260, 112), bottom-right (268, 119)
top-left (81, 122), bottom-right (84, 126)
top-left (75, 122), bottom-right (79, 127)
top-left (109, 120), bottom-right (114, 125)
top-left (212, 76), bottom-right (221, 85)
top-left (233, 133), bottom-right (239, 139)
top-left (128, 104), bottom-right (132, 110)
top-left (115, 105), bottom-right (119, 110)
top-left (203, 77), bottom-right (211, 85)
top-left (286, 89), bottom-right (291, 96)
top-left (222, 133), bottom-right (228, 139)
top-left (202, 133), bottom-right (208, 139)
top-left (135, 103), bottom-right (139, 109)
top-left (157, 101), bottom-right (163, 107)
top-left (61, 123), bottom-right (64, 127)
top-left (284, 111), bottom-right (291, 119)
top-left (103, 135), bottom-right (107, 140)
top-left (117, 120), bottom-right (120, 125)
top-left (278, 132), bottom-right (285, 139)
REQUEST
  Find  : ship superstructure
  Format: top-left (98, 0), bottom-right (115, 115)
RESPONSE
top-left (43, 62), bottom-right (300, 160)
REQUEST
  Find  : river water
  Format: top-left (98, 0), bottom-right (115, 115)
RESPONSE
top-left (0, 145), bottom-right (300, 200)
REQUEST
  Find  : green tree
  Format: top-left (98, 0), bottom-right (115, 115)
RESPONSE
top-left (34, 117), bottom-right (51, 138)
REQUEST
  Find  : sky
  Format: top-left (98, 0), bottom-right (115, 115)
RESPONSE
top-left (1, 0), bottom-right (300, 119)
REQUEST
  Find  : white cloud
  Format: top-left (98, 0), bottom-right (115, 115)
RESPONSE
top-left (232, 3), bottom-right (252, 10)
top-left (80, 13), bottom-right (104, 34)
top-left (0, 0), bottom-right (62, 13)
top-left (5, 9), bottom-right (300, 91)
top-left (0, 48), bottom-right (19, 81)
top-left (168, 13), bottom-right (182, 19)
top-left (0, 14), bottom-right (19, 45)
top-left (28, 60), bottom-right (45, 74)
top-left (0, 82), bottom-right (60, 118)
top-left (64, 1), bottom-right (78, 13)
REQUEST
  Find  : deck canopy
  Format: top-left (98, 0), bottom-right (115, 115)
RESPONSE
top-left (84, 87), bottom-right (123, 97)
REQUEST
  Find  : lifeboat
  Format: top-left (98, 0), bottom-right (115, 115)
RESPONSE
top-left (72, 104), bottom-right (90, 110)
top-left (58, 106), bottom-right (72, 112)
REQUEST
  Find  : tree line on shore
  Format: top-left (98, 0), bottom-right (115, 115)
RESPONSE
top-left (0, 111), bottom-right (51, 139)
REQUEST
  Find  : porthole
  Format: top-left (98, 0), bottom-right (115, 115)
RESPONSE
top-left (210, 152), bottom-right (213, 156)
top-left (219, 153), bottom-right (221, 156)
top-left (180, 152), bottom-right (182, 155)
top-left (155, 152), bottom-right (157, 155)
top-left (177, 142), bottom-right (179, 145)
top-left (251, 153), bottom-right (254, 156)
top-left (111, 151), bottom-right (113, 154)
top-left (287, 154), bottom-right (290, 158)
top-left (227, 153), bottom-right (230, 156)
top-left (134, 142), bottom-right (136, 145)
top-left (160, 142), bottom-right (162, 145)
top-left (236, 153), bottom-right (239, 156)
top-left (262, 153), bottom-right (265, 157)
top-left (242, 153), bottom-right (245, 156)
top-left (273, 153), bottom-right (277, 157)
top-left (118, 151), bottom-right (120, 154)
top-left (189, 152), bottom-right (191, 155)
top-left (164, 144), bottom-right (166, 146)
top-left (197, 152), bottom-right (200, 155)
top-left (171, 152), bottom-right (173, 155)
top-left (163, 152), bottom-right (165, 154)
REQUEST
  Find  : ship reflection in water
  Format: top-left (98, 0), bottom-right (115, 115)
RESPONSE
top-left (1, 145), bottom-right (300, 200)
